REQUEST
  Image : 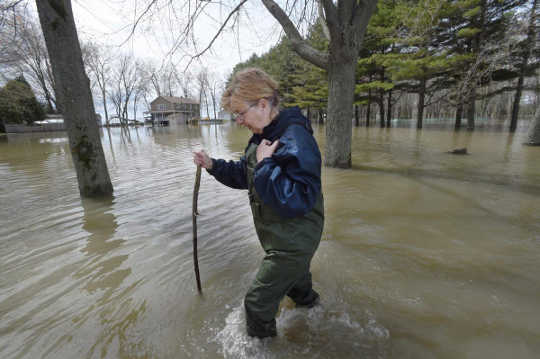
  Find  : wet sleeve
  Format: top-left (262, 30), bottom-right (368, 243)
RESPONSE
top-left (253, 125), bottom-right (322, 218)
top-left (206, 157), bottom-right (248, 190)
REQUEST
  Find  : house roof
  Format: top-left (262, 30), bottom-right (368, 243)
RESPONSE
top-left (152, 96), bottom-right (199, 105)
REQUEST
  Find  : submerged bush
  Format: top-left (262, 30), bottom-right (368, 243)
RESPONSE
top-left (0, 76), bottom-right (45, 126)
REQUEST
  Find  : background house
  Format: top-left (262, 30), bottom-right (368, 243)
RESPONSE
top-left (149, 96), bottom-right (200, 125)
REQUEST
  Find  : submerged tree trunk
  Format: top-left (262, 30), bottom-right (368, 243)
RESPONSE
top-left (417, 78), bottom-right (426, 129)
top-left (379, 69), bottom-right (385, 128)
top-left (378, 99), bottom-right (385, 128)
top-left (262, 0), bottom-right (377, 168)
top-left (510, 0), bottom-right (537, 132)
top-left (386, 90), bottom-right (392, 128)
top-left (510, 77), bottom-right (524, 132)
top-left (366, 86), bottom-right (372, 128)
top-left (36, 0), bottom-right (113, 197)
top-left (455, 102), bottom-right (463, 130)
top-left (133, 96), bottom-right (137, 123)
top-left (102, 87), bottom-right (109, 125)
top-left (326, 58), bottom-right (355, 167)
top-left (525, 108), bottom-right (540, 145)
top-left (466, 91), bottom-right (476, 130)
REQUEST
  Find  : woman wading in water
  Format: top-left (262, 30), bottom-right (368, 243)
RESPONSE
top-left (193, 68), bottom-right (324, 338)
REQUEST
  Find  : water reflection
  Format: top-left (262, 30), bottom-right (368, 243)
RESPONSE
top-left (80, 197), bottom-right (121, 257)
top-left (76, 197), bottom-right (130, 302)
top-left (0, 133), bottom-right (68, 174)
top-left (1, 124), bottom-right (539, 358)
top-left (73, 197), bottom-right (150, 358)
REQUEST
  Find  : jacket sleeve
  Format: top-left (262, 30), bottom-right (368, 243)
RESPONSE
top-left (207, 157), bottom-right (248, 189)
top-left (253, 124), bottom-right (322, 218)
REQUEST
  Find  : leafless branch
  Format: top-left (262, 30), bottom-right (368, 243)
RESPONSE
top-left (261, 0), bottom-right (329, 69)
top-left (120, 0), bottom-right (159, 46)
top-left (183, 0), bottom-right (248, 71)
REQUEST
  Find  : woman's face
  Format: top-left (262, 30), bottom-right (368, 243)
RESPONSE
top-left (232, 98), bottom-right (273, 134)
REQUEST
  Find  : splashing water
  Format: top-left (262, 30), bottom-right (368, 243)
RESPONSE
top-left (213, 301), bottom-right (390, 359)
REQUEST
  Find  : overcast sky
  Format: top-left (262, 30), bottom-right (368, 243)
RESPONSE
top-left (68, 0), bottom-right (283, 80)
top-left (20, 1), bottom-right (286, 118)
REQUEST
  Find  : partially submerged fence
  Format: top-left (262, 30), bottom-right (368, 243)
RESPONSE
top-left (4, 123), bottom-right (66, 133)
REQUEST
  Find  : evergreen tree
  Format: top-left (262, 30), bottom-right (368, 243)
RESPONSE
top-left (356, 0), bottom-right (401, 127)
top-left (508, 0), bottom-right (539, 131)
top-left (0, 76), bottom-right (45, 126)
top-left (444, 0), bottom-right (526, 129)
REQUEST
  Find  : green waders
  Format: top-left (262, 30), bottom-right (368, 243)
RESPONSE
top-left (244, 143), bottom-right (324, 338)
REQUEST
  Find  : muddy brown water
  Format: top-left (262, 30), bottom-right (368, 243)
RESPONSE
top-left (1, 122), bottom-right (539, 358)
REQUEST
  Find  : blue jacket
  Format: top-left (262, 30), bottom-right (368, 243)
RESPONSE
top-left (208, 107), bottom-right (322, 218)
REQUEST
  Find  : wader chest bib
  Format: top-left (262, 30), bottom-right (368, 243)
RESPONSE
top-left (245, 142), bottom-right (324, 253)
top-left (243, 142), bottom-right (324, 338)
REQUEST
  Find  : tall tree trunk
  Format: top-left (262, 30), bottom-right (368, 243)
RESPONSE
top-left (133, 96), bottom-right (137, 123)
top-left (366, 89), bottom-right (371, 128)
top-left (122, 105), bottom-right (128, 125)
top-left (36, 0), bottom-right (113, 197)
top-left (326, 59), bottom-right (355, 168)
top-left (455, 102), bottom-right (463, 130)
top-left (525, 107), bottom-right (540, 145)
top-left (101, 87), bottom-right (109, 125)
top-left (212, 89), bottom-right (218, 120)
top-left (510, 0), bottom-right (537, 132)
top-left (417, 78), bottom-right (426, 129)
top-left (261, 0), bottom-right (377, 169)
top-left (379, 68), bottom-right (385, 128)
top-left (510, 76), bottom-right (524, 132)
top-left (366, 104), bottom-right (371, 128)
top-left (466, 91), bottom-right (476, 130)
top-left (204, 90), bottom-right (210, 120)
top-left (378, 99), bottom-right (385, 128)
top-left (354, 104), bottom-right (359, 127)
top-left (386, 90), bottom-right (392, 128)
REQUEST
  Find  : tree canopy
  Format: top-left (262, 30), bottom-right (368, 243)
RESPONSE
top-left (0, 75), bottom-right (45, 127)
top-left (230, 0), bottom-right (539, 131)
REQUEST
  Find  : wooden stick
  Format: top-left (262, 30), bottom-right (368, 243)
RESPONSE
top-left (192, 165), bottom-right (202, 293)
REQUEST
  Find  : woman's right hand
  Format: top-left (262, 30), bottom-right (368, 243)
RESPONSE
top-left (193, 150), bottom-right (213, 169)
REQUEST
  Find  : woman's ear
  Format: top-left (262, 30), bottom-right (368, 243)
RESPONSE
top-left (259, 98), bottom-right (269, 109)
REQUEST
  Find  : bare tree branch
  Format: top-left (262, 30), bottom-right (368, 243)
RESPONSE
top-left (121, 0), bottom-right (159, 46)
top-left (352, 0), bottom-right (378, 44)
top-left (183, 0), bottom-right (248, 71)
top-left (320, 0), bottom-right (338, 37)
top-left (317, 0), bottom-right (331, 41)
top-left (261, 0), bottom-right (329, 69)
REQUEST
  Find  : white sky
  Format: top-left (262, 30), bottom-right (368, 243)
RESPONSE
top-left (69, 0), bottom-right (283, 80)
top-left (22, 1), bottom-right (315, 119)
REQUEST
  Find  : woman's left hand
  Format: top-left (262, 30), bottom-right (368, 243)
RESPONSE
top-left (256, 139), bottom-right (279, 163)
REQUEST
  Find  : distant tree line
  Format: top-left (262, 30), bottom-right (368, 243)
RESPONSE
top-left (0, 7), bottom-right (224, 128)
top-left (232, 0), bottom-right (539, 132)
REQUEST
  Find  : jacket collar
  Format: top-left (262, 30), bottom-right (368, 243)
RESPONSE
top-left (248, 106), bottom-right (312, 146)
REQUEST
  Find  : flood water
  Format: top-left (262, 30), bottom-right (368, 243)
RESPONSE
top-left (1, 121), bottom-right (539, 359)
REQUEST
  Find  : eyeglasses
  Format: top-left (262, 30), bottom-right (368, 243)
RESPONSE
top-left (232, 103), bottom-right (257, 121)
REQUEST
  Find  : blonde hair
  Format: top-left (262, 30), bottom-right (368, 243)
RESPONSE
top-left (221, 67), bottom-right (280, 112)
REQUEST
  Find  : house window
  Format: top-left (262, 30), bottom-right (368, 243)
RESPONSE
top-left (157, 104), bottom-right (166, 110)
